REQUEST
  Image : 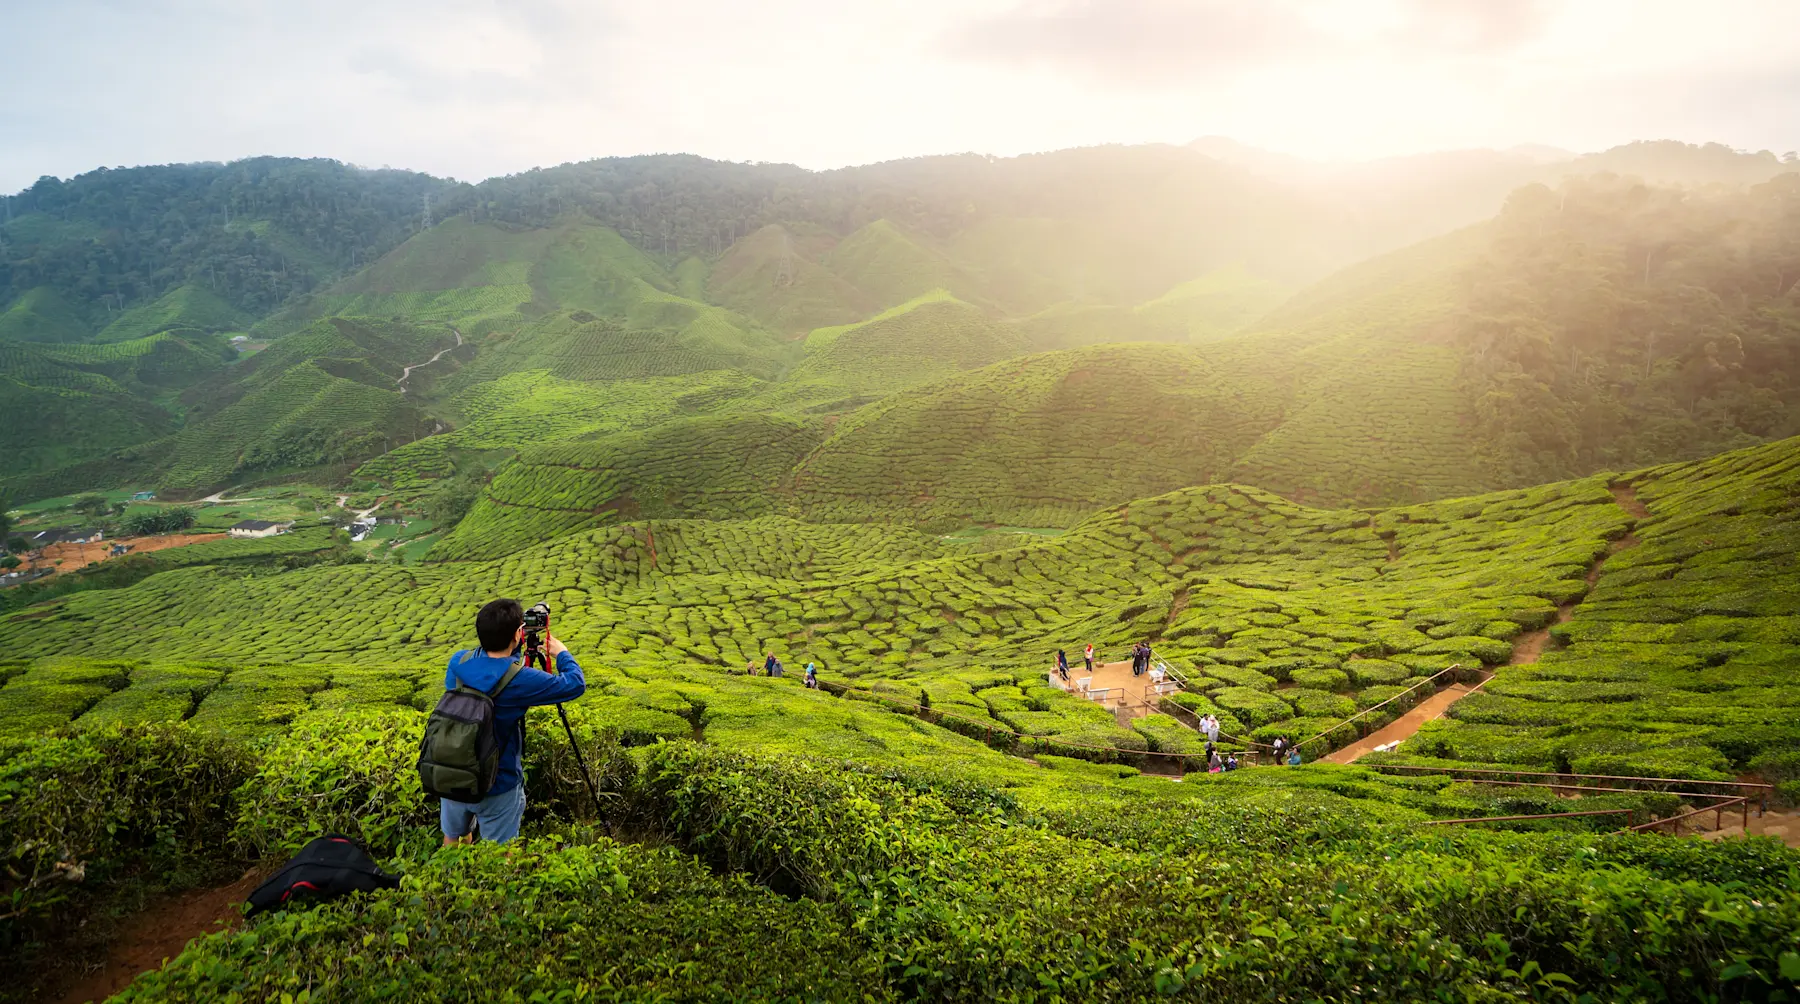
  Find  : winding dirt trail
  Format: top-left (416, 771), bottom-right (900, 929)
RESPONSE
top-left (397, 327), bottom-right (463, 394)
top-left (1324, 482), bottom-right (1648, 765)
top-left (197, 488), bottom-right (262, 504)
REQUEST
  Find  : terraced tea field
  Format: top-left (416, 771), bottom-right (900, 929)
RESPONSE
top-left (6, 435), bottom-right (1795, 794)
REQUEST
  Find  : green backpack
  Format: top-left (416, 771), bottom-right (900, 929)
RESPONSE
top-left (416, 649), bottom-right (526, 802)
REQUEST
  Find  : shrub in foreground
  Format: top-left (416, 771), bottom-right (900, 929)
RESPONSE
top-left (229, 708), bottom-right (431, 858)
top-left (0, 723), bottom-right (251, 949)
top-left (113, 834), bottom-right (886, 1003)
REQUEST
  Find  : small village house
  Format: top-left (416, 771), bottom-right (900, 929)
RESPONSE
top-left (229, 520), bottom-right (293, 539)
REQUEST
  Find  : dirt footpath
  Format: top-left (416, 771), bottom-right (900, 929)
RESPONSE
top-left (25, 533), bottom-right (228, 575)
top-left (50, 867), bottom-right (265, 1004)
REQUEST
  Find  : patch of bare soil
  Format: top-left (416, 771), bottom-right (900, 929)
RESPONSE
top-left (50, 868), bottom-right (264, 1004)
top-left (24, 534), bottom-right (229, 577)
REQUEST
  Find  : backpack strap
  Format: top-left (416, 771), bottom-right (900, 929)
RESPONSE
top-left (489, 655), bottom-right (527, 699)
top-left (449, 648), bottom-right (524, 695)
top-left (448, 647), bottom-right (479, 690)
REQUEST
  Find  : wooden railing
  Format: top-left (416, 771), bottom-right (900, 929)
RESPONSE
top-left (1362, 764), bottom-right (1772, 814)
top-left (1423, 808), bottom-right (1639, 828)
top-left (811, 676), bottom-right (1754, 835)
top-left (1619, 795), bottom-right (1751, 836)
top-left (1290, 664), bottom-right (1469, 754)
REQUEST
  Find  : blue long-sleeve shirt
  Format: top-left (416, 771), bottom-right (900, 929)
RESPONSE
top-left (443, 648), bottom-right (586, 796)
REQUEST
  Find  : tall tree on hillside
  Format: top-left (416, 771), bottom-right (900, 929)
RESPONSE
top-left (1457, 175), bottom-right (1800, 484)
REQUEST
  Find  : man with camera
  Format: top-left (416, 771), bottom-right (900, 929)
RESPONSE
top-left (437, 598), bottom-right (586, 845)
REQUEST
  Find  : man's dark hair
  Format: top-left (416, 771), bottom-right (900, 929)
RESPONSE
top-left (476, 598), bottom-right (524, 653)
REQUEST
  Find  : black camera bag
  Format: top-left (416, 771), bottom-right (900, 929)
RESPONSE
top-left (247, 833), bottom-right (399, 917)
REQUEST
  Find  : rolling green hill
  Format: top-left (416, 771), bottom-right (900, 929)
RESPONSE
top-left (1008, 301), bottom-right (1185, 351)
top-left (94, 284), bottom-right (250, 342)
top-left (4, 435), bottom-right (1795, 788)
top-left (431, 413), bottom-right (826, 560)
top-left (448, 308), bottom-right (790, 386)
top-left (0, 332), bottom-right (234, 479)
top-left (0, 286), bottom-right (91, 343)
top-left (1133, 265), bottom-right (1292, 341)
top-left (786, 342), bottom-right (1289, 528)
top-left (0, 317), bottom-right (449, 499)
top-left (6, 157), bottom-right (1797, 542)
top-left (820, 219), bottom-right (989, 311)
top-left (706, 223), bottom-right (873, 333)
top-left (774, 293), bottom-right (1028, 408)
top-left (149, 317), bottom-right (451, 493)
top-left (260, 216), bottom-right (550, 333)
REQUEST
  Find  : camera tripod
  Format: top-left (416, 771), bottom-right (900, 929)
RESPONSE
top-left (521, 631), bottom-right (603, 813)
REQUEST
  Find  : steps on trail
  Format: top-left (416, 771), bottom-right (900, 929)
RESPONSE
top-left (1692, 809), bottom-right (1800, 848)
top-left (1058, 658), bottom-right (1165, 721)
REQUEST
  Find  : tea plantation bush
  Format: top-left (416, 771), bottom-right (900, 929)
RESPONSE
top-left (0, 724), bottom-right (251, 951)
top-left (115, 835), bottom-right (884, 1003)
top-left (633, 745), bottom-right (1800, 1001)
top-left (6, 438), bottom-right (1797, 774)
top-left (230, 708), bottom-right (430, 857)
top-left (2, 685), bottom-right (1797, 1000)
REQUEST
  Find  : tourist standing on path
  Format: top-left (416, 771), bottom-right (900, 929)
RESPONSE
top-left (764, 652), bottom-right (778, 676)
top-left (435, 599), bottom-right (587, 846)
top-left (804, 663), bottom-right (817, 689)
top-left (1084, 643), bottom-right (1094, 673)
top-left (1223, 753), bottom-right (1240, 771)
top-left (1056, 649), bottom-right (1070, 681)
top-left (1204, 714), bottom-right (1220, 744)
top-left (1272, 736), bottom-right (1287, 765)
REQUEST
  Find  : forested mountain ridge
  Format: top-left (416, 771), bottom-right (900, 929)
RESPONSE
top-left (11, 139), bottom-right (1789, 343)
top-left (1457, 173), bottom-right (1800, 484)
top-left (0, 158), bottom-right (454, 338)
top-left (3, 143), bottom-right (1797, 529)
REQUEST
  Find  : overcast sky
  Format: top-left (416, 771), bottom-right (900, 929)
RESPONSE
top-left (4, 0), bottom-right (1798, 193)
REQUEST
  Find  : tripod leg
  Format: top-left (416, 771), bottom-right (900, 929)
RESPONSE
top-left (558, 703), bottom-right (603, 815)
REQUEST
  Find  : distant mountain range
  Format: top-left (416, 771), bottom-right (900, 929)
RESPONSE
top-left (2, 140), bottom-right (1795, 547)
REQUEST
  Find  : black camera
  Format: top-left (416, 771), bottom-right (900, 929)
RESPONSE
top-left (520, 602), bottom-right (552, 669)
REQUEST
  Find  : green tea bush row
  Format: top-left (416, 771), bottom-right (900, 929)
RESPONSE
top-left (0, 724), bottom-right (251, 951)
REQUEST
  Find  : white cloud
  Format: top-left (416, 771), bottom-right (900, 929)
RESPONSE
top-left (2, 0), bottom-right (1796, 192)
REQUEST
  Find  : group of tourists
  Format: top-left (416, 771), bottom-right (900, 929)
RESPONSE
top-left (1052, 642), bottom-right (1160, 682)
top-left (1270, 735), bottom-right (1303, 766)
top-left (746, 653), bottom-right (820, 689)
top-left (1202, 740), bottom-right (1241, 773)
top-left (1197, 713), bottom-right (1221, 744)
top-left (1130, 641), bottom-right (1155, 676)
